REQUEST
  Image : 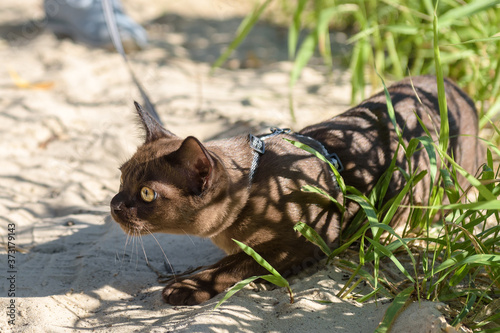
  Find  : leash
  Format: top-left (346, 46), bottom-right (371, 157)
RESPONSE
top-left (248, 128), bottom-right (343, 187)
top-left (101, 0), bottom-right (163, 125)
top-left (101, 4), bottom-right (342, 184)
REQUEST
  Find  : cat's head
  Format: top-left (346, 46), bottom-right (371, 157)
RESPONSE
top-left (110, 102), bottom-right (227, 236)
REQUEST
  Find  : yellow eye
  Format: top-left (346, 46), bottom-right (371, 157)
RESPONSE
top-left (140, 187), bottom-right (157, 202)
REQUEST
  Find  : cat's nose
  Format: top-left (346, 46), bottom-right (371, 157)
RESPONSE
top-left (110, 193), bottom-right (125, 214)
top-left (113, 201), bottom-right (123, 212)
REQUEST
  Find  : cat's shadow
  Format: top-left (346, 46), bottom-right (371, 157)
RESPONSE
top-left (5, 211), bottom-right (225, 300)
top-left (2, 199), bottom-right (384, 332)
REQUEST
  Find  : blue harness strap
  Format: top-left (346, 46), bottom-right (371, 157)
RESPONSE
top-left (248, 128), bottom-right (343, 188)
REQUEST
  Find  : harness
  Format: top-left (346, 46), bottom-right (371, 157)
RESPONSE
top-left (248, 127), bottom-right (343, 187)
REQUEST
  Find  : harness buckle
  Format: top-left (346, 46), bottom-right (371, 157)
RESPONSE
top-left (270, 127), bottom-right (291, 135)
top-left (326, 152), bottom-right (344, 172)
top-left (249, 134), bottom-right (265, 154)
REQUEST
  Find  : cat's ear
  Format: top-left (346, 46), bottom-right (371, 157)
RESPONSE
top-left (173, 136), bottom-right (215, 195)
top-left (134, 101), bottom-right (176, 143)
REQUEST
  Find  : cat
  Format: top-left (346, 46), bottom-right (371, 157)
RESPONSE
top-left (110, 75), bottom-right (483, 305)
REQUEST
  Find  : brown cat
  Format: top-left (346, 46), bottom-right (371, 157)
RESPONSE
top-left (110, 75), bottom-right (483, 305)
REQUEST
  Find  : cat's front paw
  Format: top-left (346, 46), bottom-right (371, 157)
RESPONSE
top-left (162, 279), bottom-right (214, 305)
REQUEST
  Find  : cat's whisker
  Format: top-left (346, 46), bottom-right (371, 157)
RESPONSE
top-left (118, 230), bottom-right (132, 266)
top-left (145, 227), bottom-right (176, 279)
top-left (124, 230), bottom-right (131, 248)
top-left (180, 228), bottom-right (197, 247)
top-left (133, 230), bottom-right (141, 269)
top-left (138, 232), bottom-right (150, 266)
top-left (127, 230), bottom-right (135, 264)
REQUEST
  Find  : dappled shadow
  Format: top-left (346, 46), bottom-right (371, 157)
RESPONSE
top-left (0, 19), bottom-right (45, 45)
top-left (147, 13), bottom-right (289, 67)
top-left (146, 13), bottom-right (351, 67)
top-left (0, 198), bottom-right (387, 332)
top-left (0, 11), bottom-right (351, 67)
top-left (69, 273), bottom-right (390, 332)
top-left (0, 210), bottom-right (224, 299)
top-left (0, 75), bottom-right (481, 330)
top-left (300, 76), bottom-right (483, 223)
top-left (0, 2), bottom-right (484, 330)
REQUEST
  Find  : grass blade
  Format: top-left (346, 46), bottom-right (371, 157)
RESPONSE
top-left (294, 222), bottom-right (332, 256)
top-left (288, 0), bottom-right (308, 59)
top-left (439, 0), bottom-right (500, 28)
top-left (433, 9), bottom-right (449, 154)
top-left (211, 0), bottom-right (273, 72)
top-left (346, 194), bottom-right (379, 226)
top-left (302, 184), bottom-right (344, 212)
top-left (290, 32), bottom-right (317, 88)
top-left (439, 148), bottom-right (497, 201)
top-left (233, 239), bottom-right (286, 279)
top-left (451, 35), bottom-right (500, 45)
top-left (375, 286), bottom-right (415, 333)
top-left (427, 253), bottom-right (500, 280)
top-left (450, 293), bottom-right (477, 326)
top-left (380, 170), bottom-right (426, 228)
top-left (416, 136), bottom-right (438, 184)
top-left (364, 223), bottom-right (418, 273)
top-left (365, 236), bottom-right (416, 283)
top-left (441, 168), bottom-right (460, 203)
top-left (214, 275), bottom-right (261, 309)
top-left (376, 72), bottom-right (403, 142)
top-left (232, 239), bottom-right (293, 303)
top-left (284, 138), bottom-right (346, 193)
top-left (336, 260), bottom-right (393, 299)
top-left (316, 6), bottom-right (337, 70)
top-left (440, 200), bottom-right (500, 211)
top-left (480, 98), bottom-right (500, 129)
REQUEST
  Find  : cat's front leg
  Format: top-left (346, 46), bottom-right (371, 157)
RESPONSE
top-left (162, 250), bottom-right (282, 305)
top-left (162, 276), bottom-right (216, 306)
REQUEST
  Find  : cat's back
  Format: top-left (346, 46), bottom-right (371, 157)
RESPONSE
top-left (302, 75), bottom-right (478, 140)
top-left (300, 75), bottom-right (482, 191)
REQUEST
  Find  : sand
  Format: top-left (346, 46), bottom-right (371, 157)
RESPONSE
top-left (1, 1), bottom-right (457, 332)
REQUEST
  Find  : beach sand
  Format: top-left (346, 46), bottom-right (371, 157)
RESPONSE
top-left (1, 1), bottom-right (456, 332)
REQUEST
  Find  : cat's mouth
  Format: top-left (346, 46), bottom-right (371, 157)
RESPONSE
top-left (111, 213), bottom-right (147, 234)
top-left (110, 203), bottom-right (148, 235)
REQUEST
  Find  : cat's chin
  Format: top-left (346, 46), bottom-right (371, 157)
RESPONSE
top-left (110, 212), bottom-right (148, 235)
top-left (119, 223), bottom-right (149, 235)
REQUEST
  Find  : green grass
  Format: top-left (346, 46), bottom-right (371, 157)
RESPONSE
top-left (214, 239), bottom-right (293, 309)
top-left (214, 0), bottom-right (500, 330)
top-left (213, 0), bottom-right (500, 128)
top-left (292, 65), bottom-right (500, 329)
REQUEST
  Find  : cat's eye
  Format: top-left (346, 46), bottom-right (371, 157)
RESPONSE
top-left (140, 186), bottom-right (157, 202)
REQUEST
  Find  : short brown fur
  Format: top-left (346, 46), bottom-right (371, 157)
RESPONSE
top-left (110, 76), bottom-right (483, 305)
